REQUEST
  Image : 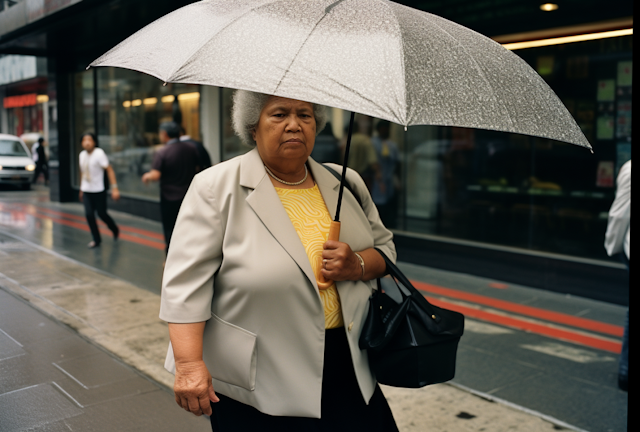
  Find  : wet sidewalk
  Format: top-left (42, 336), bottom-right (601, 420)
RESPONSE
top-left (0, 231), bottom-right (568, 431)
top-left (0, 188), bottom-right (626, 431)
top-left (0, 275), bottom-right (210, 431)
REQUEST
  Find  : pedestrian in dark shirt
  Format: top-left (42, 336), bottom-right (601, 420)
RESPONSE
top-left (32, 137), bottom-right (49, 185)
top-left (180, 126), bottom-right (212, 170)
top-left (142, 121), bottom-right (200, 254)
top-left (310, 121), bottom-right (341, 164)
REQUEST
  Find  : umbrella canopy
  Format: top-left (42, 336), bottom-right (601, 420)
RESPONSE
top-left (90, 0), bottom-right (591, 150)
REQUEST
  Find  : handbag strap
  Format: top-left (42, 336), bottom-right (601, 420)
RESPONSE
top-left (374, 247), bottom-right (444, 321)
top-left (323, 163), bottom-right (439, 321)
top-left (322, 164), bottom-right (363, 208)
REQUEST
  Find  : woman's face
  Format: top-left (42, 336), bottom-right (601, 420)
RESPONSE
top-left (252, 96), bottom-right (316, 170)
top-left (81, 135), bottom-right (96, 153)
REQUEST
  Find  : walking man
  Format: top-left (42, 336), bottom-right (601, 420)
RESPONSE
top-left (32, 137), bottom-right (49, 185)
top-left (142, 122), bottom-right (200, 254)
top-left (180, 126), bottom-right (211, 170)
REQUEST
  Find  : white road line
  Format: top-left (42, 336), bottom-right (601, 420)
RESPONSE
top-left (463, 319), bottom-right (515, 334)
top-left (520, 342), bottom-right (616, 363)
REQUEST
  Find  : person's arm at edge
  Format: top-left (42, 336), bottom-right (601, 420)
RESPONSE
top-left (78, 155), bottom-right (83, 201)
top-left (143, 149), bottom-right (163, 183)
top-left (168, 322), bottom-right (219, 417)
top-left (604, 161), bottom-right (631, 256)
top-left (105, 165), bottom-right (120, 201)
top-left (142, 169), bottom-right (161, 183)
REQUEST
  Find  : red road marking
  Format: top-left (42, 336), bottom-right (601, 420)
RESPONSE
top-left (412, 280), bottom-right (624, 337)
top-left (427, 297), bottom-right (622, 354)
top-left (2, 201), bottom-right (624, 352)
top-left (25, 205), bottom-right (165, 241)
top-left (2, 204), bottom-right (166, 251)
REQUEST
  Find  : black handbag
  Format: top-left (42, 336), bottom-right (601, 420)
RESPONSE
top-left (322, 164), bottom-right (464, 387)
top-left (359, 251), bottom-right (464, 387)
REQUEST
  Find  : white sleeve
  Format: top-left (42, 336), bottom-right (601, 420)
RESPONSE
top-left (604, 161), bottom-right (631, 257)
top-left (98, 149), bottom-right (110, 169)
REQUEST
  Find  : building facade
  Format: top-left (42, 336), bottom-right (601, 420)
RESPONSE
top-left (0, 0), bottom-right (632, 303)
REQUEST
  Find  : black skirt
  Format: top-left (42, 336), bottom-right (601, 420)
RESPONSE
top-left (209, 327), bottom-right (399, 432)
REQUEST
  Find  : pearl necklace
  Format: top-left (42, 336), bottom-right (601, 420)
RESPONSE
top-left (264, 164), bottom-right (308, 186)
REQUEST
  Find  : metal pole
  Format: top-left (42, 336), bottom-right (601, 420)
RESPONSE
top-left (334, 111), bottom-right (356, 222)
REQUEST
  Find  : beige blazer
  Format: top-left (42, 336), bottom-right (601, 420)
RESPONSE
top-left (159, 147), bottom-right (396, 418)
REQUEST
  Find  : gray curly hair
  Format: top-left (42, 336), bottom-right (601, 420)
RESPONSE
top-left (231, 90), bottom-right (328, 145)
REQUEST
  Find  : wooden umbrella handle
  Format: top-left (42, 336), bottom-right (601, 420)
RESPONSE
top-left (317, 221), bottom-right (341, 289)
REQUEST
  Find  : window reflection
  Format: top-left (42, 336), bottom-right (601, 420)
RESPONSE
top-left (72, 68), bottom-right (201, 200)
top-left (217, 36), bottom-right (630, 261)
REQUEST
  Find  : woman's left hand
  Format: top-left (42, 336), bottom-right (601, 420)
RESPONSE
top-left (321, 240), bottom-right (362, 282)
top-left (111, 188), bottom-right (120, 201)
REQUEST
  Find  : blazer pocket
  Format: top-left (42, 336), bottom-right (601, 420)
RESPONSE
top-left (203, 313), bottom-right (258, 391)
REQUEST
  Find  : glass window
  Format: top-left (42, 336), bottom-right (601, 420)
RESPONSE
top-left (394, 36), bottom-right (632, 261)
top-left (72, 69), bottom-right (95, 188)
top-left (72, 67), bottom-right (201, 200)
top-left (217, 35), bottom-right (631, 262)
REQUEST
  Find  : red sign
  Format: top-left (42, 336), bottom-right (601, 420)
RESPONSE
top-left (3, 94), bottom-right (38, 109)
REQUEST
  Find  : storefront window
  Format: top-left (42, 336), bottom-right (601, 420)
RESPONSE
top-left (72, 67), bottom-right (201, 200)
top-left (395, 36), bottom-right (632, 261)
top-left (217, 35), bottom-right (631, 262)
top-left (71, 70), bottom-right (94, 188)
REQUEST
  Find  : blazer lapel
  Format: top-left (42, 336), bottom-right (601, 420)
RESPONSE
top-left (309, 158), bottom-right (374, 250)
top-left (241, 149), bottom-right (318, 291)
top-left (308, 158), bottom-right (341, 223)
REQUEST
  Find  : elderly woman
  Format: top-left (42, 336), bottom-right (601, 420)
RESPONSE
top-left (159, 90), bottom-right (399, 431)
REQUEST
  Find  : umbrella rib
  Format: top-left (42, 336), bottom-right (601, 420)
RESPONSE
top-left (272, 7), bottom-right (333, 94)
top-left (422, 15), bottom-right (517, 131)
top-left (165, 0), bottom-right (279, 82)
top-left (377, 0), bottom-right (408, 126)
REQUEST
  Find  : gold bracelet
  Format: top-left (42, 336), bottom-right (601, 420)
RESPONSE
top-left (354, 252), bottom-right (365, 279)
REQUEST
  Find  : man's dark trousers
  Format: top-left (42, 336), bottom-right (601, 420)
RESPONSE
top-left (160, 196), bottom-right (184, 254)
top-left (83, 191), bottom-right (119, 245)
top-left (32, 161), bottom-right (49, 184)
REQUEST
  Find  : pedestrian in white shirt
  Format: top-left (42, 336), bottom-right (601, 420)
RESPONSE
top-left (79, 133), bottom-right (120, 248)
top-left (604, 159), bottom-right (630, 391)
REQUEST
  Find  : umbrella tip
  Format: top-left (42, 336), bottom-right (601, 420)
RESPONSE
top-left (163, 82), bottom-right (168, 86)
top-left (86, 66), bottom-right (91, 70)
top-left (404, 126), bottom-right (407, 132)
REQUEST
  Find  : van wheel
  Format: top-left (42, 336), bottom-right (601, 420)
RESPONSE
top-left (21, 183), bottom-right (31, 191)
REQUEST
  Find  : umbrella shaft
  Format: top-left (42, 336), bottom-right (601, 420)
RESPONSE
top-left (335, 111), bottom-right (356, 222)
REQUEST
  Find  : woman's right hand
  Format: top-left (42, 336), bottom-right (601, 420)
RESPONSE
top-left (174, 359), bottom-right (219, 416)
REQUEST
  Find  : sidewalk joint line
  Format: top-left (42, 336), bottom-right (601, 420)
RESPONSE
top-left (0, 383), bottom-right (40, 397)
top-left (51, 381), bottom-right (85, 408)
top-left (0, 327), bottom-right (24, 347)
top-left (51, 364), bottom-right (91, 390)
top-left (447, 382), bottom-right (591, 432)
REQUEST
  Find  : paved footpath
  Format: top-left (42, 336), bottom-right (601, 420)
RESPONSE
top-left (1, 230), bottom-right (586, 431)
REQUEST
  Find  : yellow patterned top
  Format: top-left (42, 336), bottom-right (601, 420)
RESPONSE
top-left (275, 184), bottom-right (344, 329)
